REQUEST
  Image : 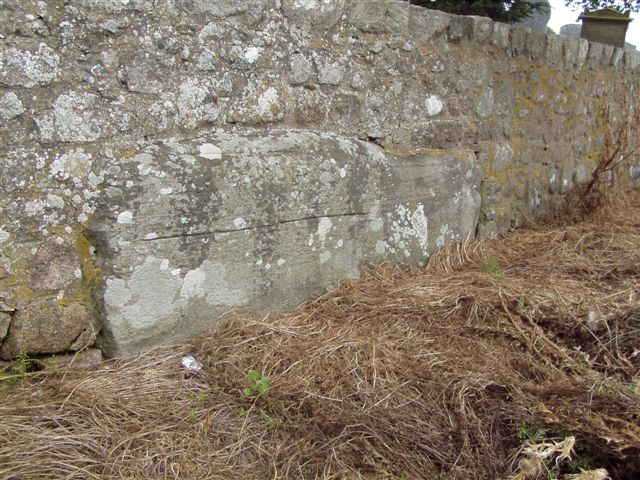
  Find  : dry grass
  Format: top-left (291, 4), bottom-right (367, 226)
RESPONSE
top-left (1, 191), bottom-right (639, 479)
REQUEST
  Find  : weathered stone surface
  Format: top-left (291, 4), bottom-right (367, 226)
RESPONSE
top-left (470, 16), bottom-right (493, 43)
top-left (72, 0), bottom-right (154, 13)
top-left (44, 348), bottom-right (103, 369)
top-left (176, 0), bottom-right (268, 26)
top-left (0, 313), bottom-right (11, 342)
top-left (0, 0), bottom-right (638, 360)
top-left (409, 6), bottom-right (450, 42)
top-left (28, 239), bottom-right (80, 292)
top-left (282, 0), bottom-right (345, 35)
top-left (0, 43), bottom-right (60, 87)
top-left (89, 131), bottom-right (481, 356)
top-left (0, 301), bottom-right (97, 360)
top-left (349, 0), bottom-right (409, 34)
top-left (289, 53), bottom-right (314, 85)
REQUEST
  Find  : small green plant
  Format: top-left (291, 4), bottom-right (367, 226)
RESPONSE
top-left (196, 391), bottom-right (208, 404)
top-left (242, 369), bottom-right (272, 398)
top-left (482, 257), bottom-right (507, 282)
top-left (239, 370), bottom-right (288, 428)
top-left (541, 460), bottom-right (558, 479)
top-left (516, 295), bottom-right (530, 316)
top-left (566, 456), bottom-right (593, 473)
top-left (186, 391), bottom-right (209, 421)
top-left (14, 352), bottom-right (32, 376)
top-left (516, 422), bottom-right (545, 444)
top-left (259, 409), bottom-right (283, 428)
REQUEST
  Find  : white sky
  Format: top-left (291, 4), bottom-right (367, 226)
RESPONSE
top-left (547, 0), bottom-right (639, 47)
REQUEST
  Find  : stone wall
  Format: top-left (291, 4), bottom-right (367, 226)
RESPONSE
top-left (1, 0), bottom-right (639, 358)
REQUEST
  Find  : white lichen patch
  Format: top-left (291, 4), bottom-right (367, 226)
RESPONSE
top-left (368, 203), bottom-right (384, 232)
top-left (410, 205), bottom-right (429, 249)
top-left (179, 260), bottom-right (246, 305)
top-left (257, 87), bottom-right (280, 117)
top-left (0, 92), bottom-right (26, 120)
top-left (198, 143), bottom-right (222, 160)
top-left (316, 217), bottom-right (332, 244)
top-left (319, 251), bottom-right (331, 264)
top-left (45, 193), bottom-right (65, 209)
top-left (37, 91), bottom-right (102, 142)
top-left (159, 187), bottom-right (173, 195)
top-left (388, 204), bottom-right (429, 255)
top-left (243, 46), bottom-right (262, 63)
top-left (176, 79), bottom-right (218, 129)
top-left (104, 277), bottom-right (132, 309)
top-left (477, 87), bottom-right (494, 118)
top-left (0, 44), bottom-right (61, 87)
top-left (50, 149), bottom-right (93, 182)
top-left (436, 224), bottom-right (449, 248)
top-left (375, 240), bottom-right (388, 255)
top-left (233, 217), bottom-right (247, 229)
top-left (117, 211), bottom-right (133, 224)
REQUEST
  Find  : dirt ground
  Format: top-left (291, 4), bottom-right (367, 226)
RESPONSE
top-left (1, 190), bottom-right (639, 480)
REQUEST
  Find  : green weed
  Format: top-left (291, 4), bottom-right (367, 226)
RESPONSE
top-left (240, 369), bottom-right (288, 428)
top-left (516, 422), bottom-right (545, 444)
top-left (242, 369), bottom-right (271, 398)
top-left (482, 257), bottom-right (507, 282)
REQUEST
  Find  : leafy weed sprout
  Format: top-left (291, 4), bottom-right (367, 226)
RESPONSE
top-left (242, 369), bottom-right (271, 398)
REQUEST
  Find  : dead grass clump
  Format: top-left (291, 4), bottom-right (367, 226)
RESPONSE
top-left (1, 191), bottom-right (639, 479)
top-left (564, 103), bottom-right (640, 219)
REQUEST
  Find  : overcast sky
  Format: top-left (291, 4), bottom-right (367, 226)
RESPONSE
top-left (547, 0), bottom-right (639, 47)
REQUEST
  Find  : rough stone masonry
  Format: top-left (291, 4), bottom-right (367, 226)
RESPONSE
top-left (1, 0), bottom-right (639, 358)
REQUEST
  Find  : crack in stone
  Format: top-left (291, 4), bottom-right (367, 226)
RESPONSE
top-left (139, 211), bottom-right (368, 242)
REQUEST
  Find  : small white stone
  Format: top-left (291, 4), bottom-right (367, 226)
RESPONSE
top-left (425, 95), bottom-right (443, 117)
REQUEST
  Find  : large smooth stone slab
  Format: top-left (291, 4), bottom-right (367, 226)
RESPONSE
top-left (89, 131), bottom-right (480, 356)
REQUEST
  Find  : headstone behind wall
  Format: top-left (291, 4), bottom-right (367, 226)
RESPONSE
top-left (579, 8), bottom-right (632, 48)
top-left (517, 0), bottom-right (551, 32)
top-left (560, 24), bottom-right (581, 38)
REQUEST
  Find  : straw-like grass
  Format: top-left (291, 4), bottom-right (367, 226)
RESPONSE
top-left (1, 191), bottom-right (639, 479)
